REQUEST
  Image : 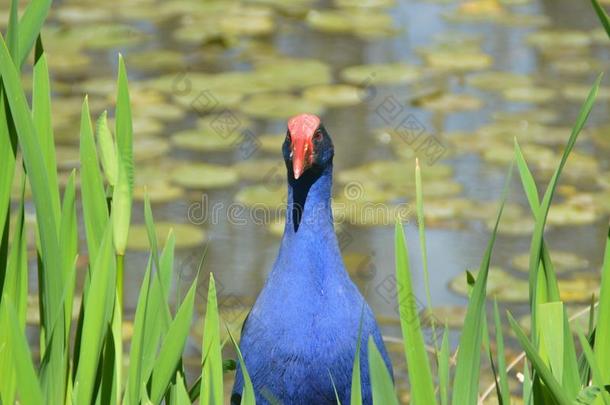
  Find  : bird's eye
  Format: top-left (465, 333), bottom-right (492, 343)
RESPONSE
top-left (313, 130), bottom-right (323, 142)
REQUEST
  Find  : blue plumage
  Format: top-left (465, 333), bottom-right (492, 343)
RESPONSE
top-left (232, 115), bottom-right (393, 404)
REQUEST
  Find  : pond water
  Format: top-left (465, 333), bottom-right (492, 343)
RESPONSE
top-left (6, 0), bottom-right (610, 396)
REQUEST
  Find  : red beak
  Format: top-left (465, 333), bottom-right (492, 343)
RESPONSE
top-left (292, 137), bottom-right (312, 180)
top-left (287, 113), bottom-right (320, 180)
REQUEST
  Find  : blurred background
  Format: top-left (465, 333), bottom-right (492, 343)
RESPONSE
top-left (4, 0), bottom-right (610, 397)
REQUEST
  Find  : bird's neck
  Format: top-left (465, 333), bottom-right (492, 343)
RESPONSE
top-left (272, 162), bottom-right (348, 285)
top-left (285, 164), bottom-right (334, 236)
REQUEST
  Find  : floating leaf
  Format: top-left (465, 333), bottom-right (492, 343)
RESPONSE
top-left (126, 222), bottom-right (206, 251)
top-left (171, 163), bottom-right (239, 189)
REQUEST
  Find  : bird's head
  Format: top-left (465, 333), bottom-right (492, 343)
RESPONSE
top-left (283, 113), bottom-right (334, 180)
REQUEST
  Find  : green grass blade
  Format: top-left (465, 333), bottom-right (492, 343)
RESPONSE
top-left (507, 312), bottom-right (572, 405)
top-left (112, 55), bottom-right (134, 256)
top-left (32, 40), bottom-right (60, 223)
top-left (74, 222), bottom-right (116, 405)
top-left (228, 329), bottom-right (255, 405)
top-left (350, 310), bottom-right (364, 405)
top-left (125, 258), bottom-right (153, 405)
top-left (148, 278), bottom-right (197, 403)
top-left (526, 74), bottom-right (601, 314)
top-left (137, 194), bottom-right (174, 386)
top-left (4, 180), bottom-right (27, 328)
top-left (394, 221), bottom-right (437, 405)
top-left (79, 96), bottom-right (108, 266)
top-left (592, 0), bottom-right (610, 38)
top-left (175, 373), bottom-right (191, 405)
top-left (0, 89), bottom-right (17, 266)
top-left (514, 138), bottom-right (561, 337)
top-left (0, 300), bottom-right (44, 405)
top-left (538, 302), bottom-right (565, 382)
top-left (452, 163), bottom-right (513, 405)
top-left (438, 324), bottom-right (450, 405)
top-left (523, 359), bottom-right (533, 405)
top-left (60, 170), bottom-right (78, 342)
top-left (493, 299), bottom-right (510, 405)
top-left (95, 111), bottom-right (118, 187)
top-left (595, 225), bottom-right (610, 386)
top-left (0, 31), bottom-right (62, 334)
top-left (201, 273), bottom-right (223, 405)
top-left (367, 337), bottom-right (398, 405)
top-left (16, 0), bottom-right (51, 66)
top-left (7, 0), bottom-right (19, 61)
top-left (576, 328), bottom-right (610, 405)
top-left (415, 158), bottom-right (438, 348)
top-left (0, 34), bottom-right (65, 403)
top-left (330, 372), bottom-right (342, 405)
top-left (0, 180), bottom-right (25, 404)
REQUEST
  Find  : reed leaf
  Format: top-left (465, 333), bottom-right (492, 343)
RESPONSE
top-left (394, 221), bottom-right (437, 405)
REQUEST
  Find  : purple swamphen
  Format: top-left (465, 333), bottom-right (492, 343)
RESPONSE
top-left (232, 114), bottom-right (393, 404)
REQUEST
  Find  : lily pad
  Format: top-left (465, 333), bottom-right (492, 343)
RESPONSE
top-left (550, 58), bottom-right (605, 75)
top-left (558, 276), bottom-right (599, 302)
top-left (462, 201), bottom-right (523, 222)
top-left (418, 198), bottom-right (473, 223)
top-left (133, 182), bottom-right (184, 203)
top-left (47, 51), bottom-right (91, 76)
top-left (136, 161), bottom-right (178, 186)
top-left (240, 93), bottom-right (323, 119)
top-left (132, 102), bottom-right (185, 122)
top-left (526, 30), bottom-right (592, 51)
top-left (335, 200), bottom-right (411, 227)
top-left (306, 9), bottom-right (398, 38)
top-left (128, 49), bottom-right (185, 72)
top-left (486, 216), bottom-right (535, 236)
top-left (171, 163), bottom-right (239, 189)
top-left (492, 109), bottom-right (558, 125)
top-left (172, 129), bottom-right (241, 152)
top-left (421, 49), bottom-right (493, 71)
top-left (539, 150), bottom-right (598, 180)
top-left (334, 0), bottom-right (396, 7)
top-left (416, 93), bottom-right (483, 112)
top-left (220, 9), bottom-right (275, 37)
top-left (502, 86), bottom-right (557, 103)
top-left (84, 24), bottom-right (148, 49)
top-left (258, 133), bottom-right (285, 153)
top-left (546, 202), bottom-right (600, 226)
top-left (561, 85), bottom-right (610, 102)
top-left (134, 137), bottom-right (170, 162)
top-left (512, 251), bottom-right (589, 273)
top-left (482, 143), bottom-right (555, 166)
top-left (420, 306), bottom-right (468, 329)
top-left (173, 88), bottom-right (244, 111)
top-left (449, 267), bottom-right (529, 302)
top-left (253, 58), bottom-right (333, 91)
top-left (197, 112), bottom-right (253, 137)
top-left (303, 84), bottom-right (366, 107)
top-left (340, 63), bottom-right (421, 86)
top-left (337, 160), bottom-right (453, 188)
top-left (127, 222), bottom-right (207, 251)
top-left (235, 184), bottom-right (287, 207)
top-left (466, 71), bottom-right (533, 92)
top-left (234, 159), bottom-right (283, 182)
